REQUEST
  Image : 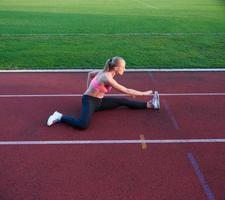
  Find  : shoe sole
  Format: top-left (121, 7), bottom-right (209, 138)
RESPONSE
top-left (47, 112), bottom-right (58, 126)
top-left (154, 91), bottom-right (160, 110)
top-left (47, 115), bottom-right (54, 126)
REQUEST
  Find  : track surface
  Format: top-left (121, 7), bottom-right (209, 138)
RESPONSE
top-left (0, 71), bottom-right (224, 200)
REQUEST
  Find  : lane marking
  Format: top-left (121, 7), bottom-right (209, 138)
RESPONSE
top-left (140, 135), bottom-right (147, 150)
top-left (0, 33), bottom-right (224, 37)
top-left (158, 93), bottom-right (225, 96)
top-left (187, 153), bottom-right (216, 200)
top-left (0, 93), bottom-right (225, 98)
top-left (163, 100), bottom-right (180, 130)
top-left (0, 139), bottom-right (225, 145)
top-left (132, 0), bottom-right (158, 9)
top-left (0, 69), bottom-right (225, 72)
top-left (148, 72), bottom-right (158, 85)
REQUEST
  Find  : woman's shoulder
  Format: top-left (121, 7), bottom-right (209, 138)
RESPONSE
top-left (99, 71), bottom-right (113, 82)
top-left (89, 70), bottom-right (101, 78)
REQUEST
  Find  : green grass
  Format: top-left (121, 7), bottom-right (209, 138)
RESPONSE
top-left (0, 0), bottom-right (225, 69)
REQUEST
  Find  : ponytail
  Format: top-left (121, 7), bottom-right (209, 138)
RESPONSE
top-left (103, 56), bottom-right (125, 72)
top-left (103, 58), bottom-right (113, 72)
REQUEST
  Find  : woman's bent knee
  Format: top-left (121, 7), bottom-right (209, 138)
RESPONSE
top-left (78, 120), bottom-right (90, 130)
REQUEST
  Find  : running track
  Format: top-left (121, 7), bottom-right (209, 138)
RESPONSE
top-left (0, 71), bottom-right (224, 200)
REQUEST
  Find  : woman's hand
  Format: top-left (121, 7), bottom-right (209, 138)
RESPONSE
top-left (142, 90), bottom-right (153, 96)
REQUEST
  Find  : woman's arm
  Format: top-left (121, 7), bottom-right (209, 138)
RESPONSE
top-left (86, 70), bottom-right (100, 88)
top-left (107, 76), bottom-right (152, 96)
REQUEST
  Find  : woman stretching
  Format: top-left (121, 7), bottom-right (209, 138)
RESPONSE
top-left (47, 56), bottom-right (160, 129)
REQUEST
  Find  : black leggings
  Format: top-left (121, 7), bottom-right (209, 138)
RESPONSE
top-left (61, 95), bottom-right (147, 129)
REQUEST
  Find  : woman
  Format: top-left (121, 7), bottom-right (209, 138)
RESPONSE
top-left (47, 56), bottom-right (160, 129)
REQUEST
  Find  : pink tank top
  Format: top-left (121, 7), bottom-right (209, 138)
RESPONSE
top-left (90, 77), bottom-right (112, 93)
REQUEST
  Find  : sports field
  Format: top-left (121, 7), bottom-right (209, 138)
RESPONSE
top-left (0, 71), bottom-right (225, 199)
top-left (0, 0), bottom-right (225, 69)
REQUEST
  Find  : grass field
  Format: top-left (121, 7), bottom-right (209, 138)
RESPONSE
top-left (0, 0), bottom-right (225, 69)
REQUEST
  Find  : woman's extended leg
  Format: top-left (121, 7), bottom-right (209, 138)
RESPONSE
top-left (60, 95), bottom-right (101, 129)
top-left (97, 96), bottom-right (147, 111)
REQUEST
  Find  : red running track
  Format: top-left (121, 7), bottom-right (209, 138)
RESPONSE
top-left (0, 71), bottom-right (224, 200)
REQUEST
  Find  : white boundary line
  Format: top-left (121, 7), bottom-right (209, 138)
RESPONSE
top-left (0, 93), bottom-right (225, 98)
top-left (0, 139), bottom-right (225, 145)
top-left (132, 0), bottom-right (158, 9)
top-left (0, 69), bottom-right (225, 73)
top-left (1, 32), bottom-right (224, 37)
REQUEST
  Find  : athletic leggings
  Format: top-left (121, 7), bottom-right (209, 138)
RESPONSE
top-left (61, 95), bottom-right (147, 129)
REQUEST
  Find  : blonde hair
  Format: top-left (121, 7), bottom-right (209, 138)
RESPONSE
top-left (103, 56), bottom-right (125, 72)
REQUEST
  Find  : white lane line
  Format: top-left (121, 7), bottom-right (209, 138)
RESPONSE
top-left (0, 69), bottom-right (225, 72)
top-left (0, 139), bottom-right (225, 145)
top-left (132, 0), bottom-right (158, 9)
top-left (160, 93), bottom-right (225, 96)
top-left (0, 93), bottom-right (225, 98)
top-left (1, 32), bottom-right (224, 37)
top-left (0, 94), bottom-right (83, 98)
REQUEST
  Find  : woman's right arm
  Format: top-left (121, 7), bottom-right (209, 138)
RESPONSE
top-left (107, 76), bottom-right (152, 97)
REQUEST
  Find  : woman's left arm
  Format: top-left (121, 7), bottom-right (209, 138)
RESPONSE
top-left (86, 70), bottom-right (100, 88)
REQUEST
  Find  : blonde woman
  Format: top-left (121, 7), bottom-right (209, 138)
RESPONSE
top-left (47, 56), bottom-right (160, 129)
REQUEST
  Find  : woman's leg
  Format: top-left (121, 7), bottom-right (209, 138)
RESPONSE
top-left (61, 95), bottom-right (101, 129)
top-left (97, 97), bottom-right (147, 111)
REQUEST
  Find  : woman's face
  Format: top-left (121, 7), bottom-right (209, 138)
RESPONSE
top-left (115, 60), bottom-right (126, 75)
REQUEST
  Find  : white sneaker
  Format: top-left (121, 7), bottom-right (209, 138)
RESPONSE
top-left (47, 111), bottom-right (63, 126)
top-left (151, 91), bottom-right (160, 110)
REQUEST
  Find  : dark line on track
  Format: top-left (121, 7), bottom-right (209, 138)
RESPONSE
top-left (163, 100), bottom-right (180, 130)
top-left (148, 72), bottom-right (158, 86)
